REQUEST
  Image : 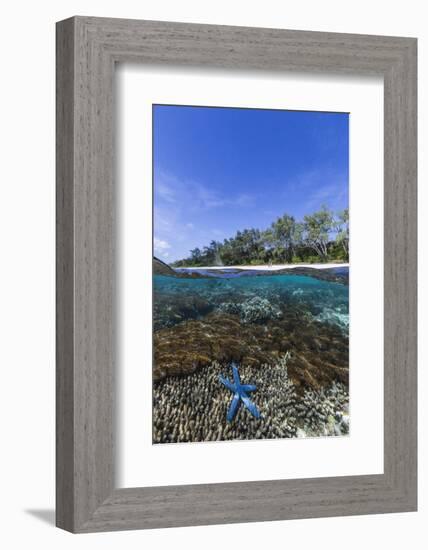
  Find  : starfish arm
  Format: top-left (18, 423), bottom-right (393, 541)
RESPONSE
top-left (232, 365), bottom-right (241, 386)
top-left (241, 395), bottom-right (261, 419)
top-left (218, 375), bottom-right (236, 393)
top-left (241, 384), bottom-right (257, 393)
top-left (226, 393), bottom-right (241, 422)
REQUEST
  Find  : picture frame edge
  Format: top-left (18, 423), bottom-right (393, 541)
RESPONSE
top-left (56, 16), bottom-right (417, 533)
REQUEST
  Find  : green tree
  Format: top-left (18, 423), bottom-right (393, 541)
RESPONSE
top-left (303, 206), bottom-right (333, 261)
top-left (201, 240), bottom-right (222, 265)
top-left (334, 208), bottom-right (349, 258)
top-left (171, 204), bottom-right (348, 267)
top-left (269, 214), bottom-right (301, 263)
top-left (189, 247), bottom-right (202, 265)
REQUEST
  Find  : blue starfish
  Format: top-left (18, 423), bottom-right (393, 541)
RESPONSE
top-left (219, 364), bottom-right (261, 422)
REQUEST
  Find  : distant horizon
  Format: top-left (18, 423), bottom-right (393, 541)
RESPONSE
top-left (153, 104), bottom-right (349, 263)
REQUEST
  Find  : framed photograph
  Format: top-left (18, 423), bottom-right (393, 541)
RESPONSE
top-left (56, 17), bottom-right (417, 532)
top-left (150, 104), bottom-right (351, 445)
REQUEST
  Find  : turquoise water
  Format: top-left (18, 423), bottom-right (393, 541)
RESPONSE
top-left (153, 268), bottom-right (349, 332)
top-left (153, 267), bottom-right (350, 443)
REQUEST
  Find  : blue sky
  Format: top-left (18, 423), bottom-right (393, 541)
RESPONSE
top-left (153, 105), bottom-right (349, 263)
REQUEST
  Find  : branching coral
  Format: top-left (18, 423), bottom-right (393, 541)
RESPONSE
top-left (153, 353), bottom-right (349, 444)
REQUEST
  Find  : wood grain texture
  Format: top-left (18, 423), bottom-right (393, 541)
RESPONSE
top-left (56, 16), bottom-right (417, 532)
top-left (56, 18), bottom-right (75, 532)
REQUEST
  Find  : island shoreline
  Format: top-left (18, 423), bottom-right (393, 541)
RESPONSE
top-left (177, 262), bottom-right (349, 271)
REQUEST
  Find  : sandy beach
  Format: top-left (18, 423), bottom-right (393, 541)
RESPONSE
top-left (178, 263), bottom-right (349, 271)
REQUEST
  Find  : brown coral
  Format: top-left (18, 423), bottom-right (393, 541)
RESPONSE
top-left (153, 310), bottom-right (348, 390)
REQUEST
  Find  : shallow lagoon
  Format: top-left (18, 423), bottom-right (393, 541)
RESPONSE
top-left (154, 268), bottom-right (349, 333)
top-left (152, 267), bottom-right (349, 443)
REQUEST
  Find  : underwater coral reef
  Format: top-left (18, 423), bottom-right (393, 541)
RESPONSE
top-left (153, 355), bottom-right (349, 443)
top-left (152, 267), bottom-right (349, 443)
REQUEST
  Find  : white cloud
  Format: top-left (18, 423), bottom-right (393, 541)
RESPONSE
top-left (282, 169), bottom-right (348, 213)
top-left (156, 181), bottom-right (176, 203)
top-left (155, 169), bottom-right (256, 212)
top-left (304, 180), bottom-right (348, 211)
top-left (153, 169), bottom-right (259, 261)
top-left (235, 193), bottom-right (255, 207)
top-left (154, 237), bottom-right (171, 252)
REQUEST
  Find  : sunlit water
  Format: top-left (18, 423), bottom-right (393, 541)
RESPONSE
top-left (153, 268), bottom-right (349, 332)
top-left (152, 267), bottom-right (349, 443)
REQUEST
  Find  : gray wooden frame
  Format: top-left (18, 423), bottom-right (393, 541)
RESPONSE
top-left (56, 16), bottom-right (417, 533)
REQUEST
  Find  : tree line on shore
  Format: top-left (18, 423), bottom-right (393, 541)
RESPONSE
top-left (172, 206), bottom-right (349, 267)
